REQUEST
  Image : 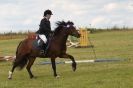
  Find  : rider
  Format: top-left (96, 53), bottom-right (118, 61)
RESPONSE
top-left (36, 9), bottom-right (53, 53)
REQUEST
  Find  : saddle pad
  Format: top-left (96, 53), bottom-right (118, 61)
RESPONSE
top-left (32, 40), bottom-right (42, 50)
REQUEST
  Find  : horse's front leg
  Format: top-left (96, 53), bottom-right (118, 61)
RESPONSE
top-left (59, 54), bottom-right (76, 71)
top-left (51, 58), bottom-right (60, 78)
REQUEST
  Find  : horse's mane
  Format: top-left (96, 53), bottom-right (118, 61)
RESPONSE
top-left (56, 21), bottom-right (67, 27)
top-left (54, 21), bottom-right (66, 34)
top-left (54, 21), bottom-right (74, 35)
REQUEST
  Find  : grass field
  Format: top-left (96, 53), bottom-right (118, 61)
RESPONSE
top-left (0, 30), bottom-right (133, 88)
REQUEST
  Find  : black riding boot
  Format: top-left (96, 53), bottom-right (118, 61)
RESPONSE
top-left (40, 43), bottom-right (47, 55)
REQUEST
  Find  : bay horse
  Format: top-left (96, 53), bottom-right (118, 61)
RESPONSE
top-left (8, 21), bottom-right (80, 79)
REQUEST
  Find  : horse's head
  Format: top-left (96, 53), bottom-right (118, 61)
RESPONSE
top-left (55, 21), bottom-right (80, 38)
top-left (65, 21), bottom-right (80, 38)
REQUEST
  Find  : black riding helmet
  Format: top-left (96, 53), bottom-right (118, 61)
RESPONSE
top-left (44, 10), bottom-right (53, 16)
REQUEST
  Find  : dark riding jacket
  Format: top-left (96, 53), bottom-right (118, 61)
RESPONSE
top-left (36, 18), bottom-right (52, 37)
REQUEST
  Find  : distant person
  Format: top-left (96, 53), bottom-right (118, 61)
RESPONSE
top-left (36, 9), bottom-right (53, 53)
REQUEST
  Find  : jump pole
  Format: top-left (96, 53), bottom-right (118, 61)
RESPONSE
top-left (38, 59), bottom-right (125, 65)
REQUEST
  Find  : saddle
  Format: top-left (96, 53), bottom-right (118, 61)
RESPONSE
top-left (27, 33), bottom-right (47, 54)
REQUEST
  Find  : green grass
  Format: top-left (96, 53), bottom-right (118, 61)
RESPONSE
top-left (0, 30), bottom-right (133, 88)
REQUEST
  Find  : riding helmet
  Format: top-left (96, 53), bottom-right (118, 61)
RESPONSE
top-left (44, 10), bottom-right (53, 16)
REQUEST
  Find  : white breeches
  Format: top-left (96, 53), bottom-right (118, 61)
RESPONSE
top-left (38, 34), bottom-right (47, 43)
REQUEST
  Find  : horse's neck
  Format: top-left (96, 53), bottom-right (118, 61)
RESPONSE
top-left (53, 33), bottom-right (68, 45)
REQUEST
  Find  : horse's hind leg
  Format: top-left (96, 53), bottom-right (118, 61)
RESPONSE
top-left (26, 57), bottom-right (36, 79)
top-left (8, 58), bottom-right (20, 79)
top-left (59, 54), bottom-right (76, 71)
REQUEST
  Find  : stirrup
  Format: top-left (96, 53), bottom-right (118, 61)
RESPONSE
top-left (40, 50), bottom-right (45, 54)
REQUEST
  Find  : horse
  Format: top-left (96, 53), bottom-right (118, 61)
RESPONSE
top-left (8, 21), bottom-right (80, 79)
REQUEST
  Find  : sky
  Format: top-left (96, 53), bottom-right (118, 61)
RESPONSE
top-left (0, 0), bottom-right (133, 33)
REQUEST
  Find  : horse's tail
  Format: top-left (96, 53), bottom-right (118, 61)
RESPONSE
top-left (13, 40), bottom-right (30, 70)
top-left (16, 54), bottom-right (29, 70)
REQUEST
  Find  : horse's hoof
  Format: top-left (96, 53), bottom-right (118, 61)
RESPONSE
top-left (8, 77), bottom-right (12, 80)
top-left (30, 76), bottom-right (34, 79)
top-left (72, 63), bottom-right (76, 71)
top-left (8, 71), bottom-right (12, 80)
top-left (30, 76), bottom-right (37, 79)
top-left (55, 75), bottom-right (60, 79)
top-left (72, 67), bottom-right (76, 71)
